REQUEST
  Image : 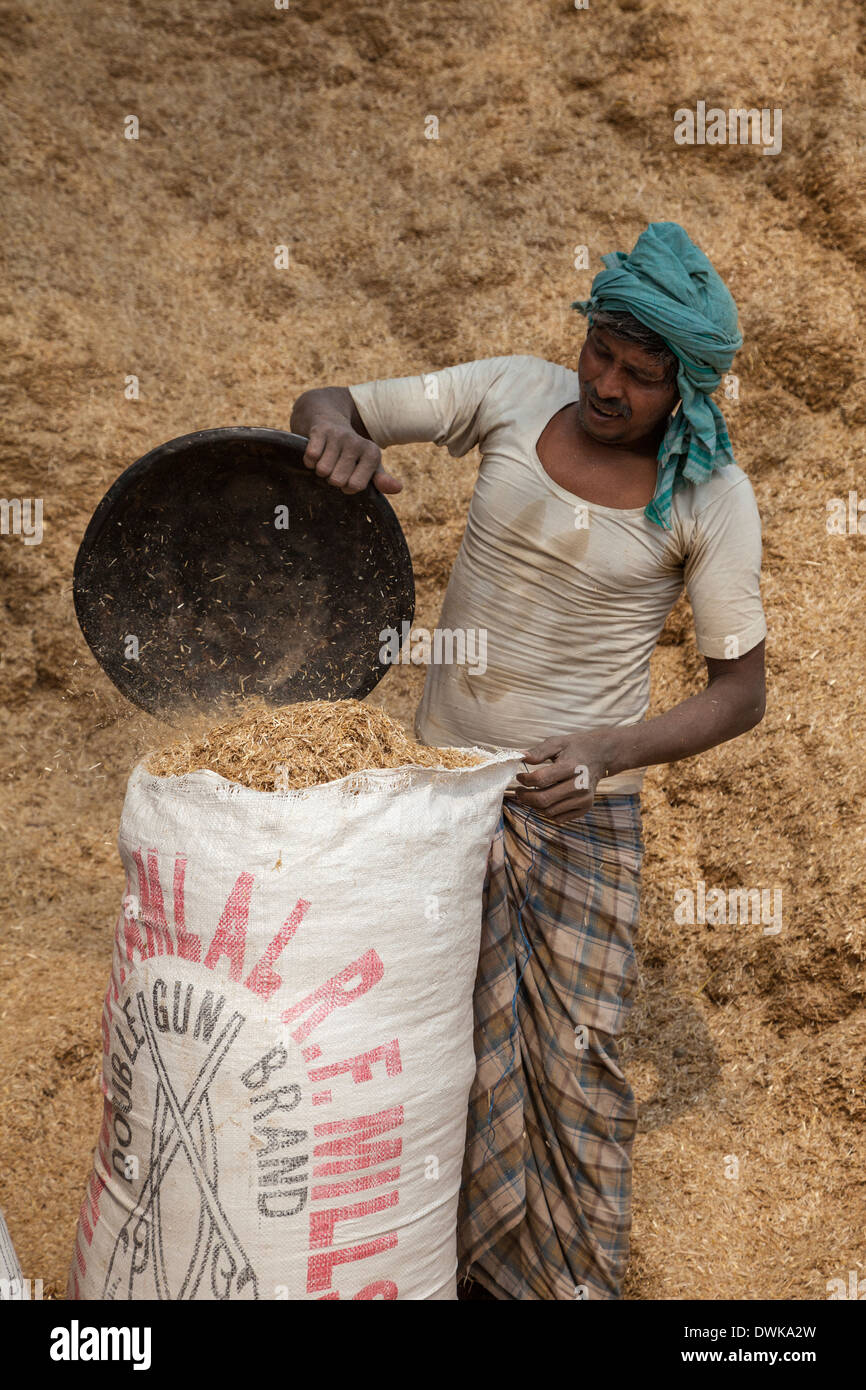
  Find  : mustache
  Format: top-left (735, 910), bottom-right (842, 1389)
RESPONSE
top-left (587, 393), bottom-right (630, 419)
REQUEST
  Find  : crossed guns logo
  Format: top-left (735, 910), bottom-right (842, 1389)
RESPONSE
top-left (103, 991), bottom-right (259, 1300)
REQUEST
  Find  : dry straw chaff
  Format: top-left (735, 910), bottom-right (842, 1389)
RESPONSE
top-left (145, 698), bottom-right (483, 791)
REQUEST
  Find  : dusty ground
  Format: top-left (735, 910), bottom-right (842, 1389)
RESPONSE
top-left (1, 0), bottom-right (864, 1299)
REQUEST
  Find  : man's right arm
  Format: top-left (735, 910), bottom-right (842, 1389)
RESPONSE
top-left (291, 358), bottom-right (518, 496)
top-left (289, 387), bottom-right (403, 496)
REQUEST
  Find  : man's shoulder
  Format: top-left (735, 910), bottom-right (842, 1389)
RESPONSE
top-left (462, 355), bottom-right (579, 428)
top-left (477, 353), bottom-right (577, 385)
top-left (675, 463), bottom-right (759, 521)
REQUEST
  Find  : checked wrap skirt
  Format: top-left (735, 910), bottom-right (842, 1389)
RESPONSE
top-left (457, 793), bottom-right (645, 1301)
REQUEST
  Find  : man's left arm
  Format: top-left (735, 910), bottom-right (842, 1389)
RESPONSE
top-left (514, 641), bottom-right (765, 821)
top-left (515, 476), bottom-right (768, 821)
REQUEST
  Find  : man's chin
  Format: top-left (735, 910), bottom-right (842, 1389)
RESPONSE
top-left (579, 405), bottom-right (628, 442)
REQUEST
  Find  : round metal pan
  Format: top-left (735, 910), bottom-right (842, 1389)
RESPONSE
top-left (73, 426), bottom-right (415, 717)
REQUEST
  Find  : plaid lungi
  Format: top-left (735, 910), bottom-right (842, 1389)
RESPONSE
top-left (457, 792), bottom-right (644, 1301)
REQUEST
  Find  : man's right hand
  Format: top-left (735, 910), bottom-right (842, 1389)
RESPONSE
top-left (302, 422), bottom-right (402, 495)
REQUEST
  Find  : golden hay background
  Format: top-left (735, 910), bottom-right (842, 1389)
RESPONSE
top-left (1, 0), bottom-right (864, 1298)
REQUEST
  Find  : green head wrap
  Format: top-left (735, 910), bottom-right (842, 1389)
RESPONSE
top-left (571, 221), bottom-right (742, 530)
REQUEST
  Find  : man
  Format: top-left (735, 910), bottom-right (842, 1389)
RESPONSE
top-left (290, 221), bottom-right (767, 1300)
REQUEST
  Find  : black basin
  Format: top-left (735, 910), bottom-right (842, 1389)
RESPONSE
top-left (73, 427), bottom-right (415, 717)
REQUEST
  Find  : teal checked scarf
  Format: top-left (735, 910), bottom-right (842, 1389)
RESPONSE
top-left (571, 221), bottom-right (742, 530)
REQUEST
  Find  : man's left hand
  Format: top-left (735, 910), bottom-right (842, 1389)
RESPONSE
top-left (514, 730), bottom-right (615, 822)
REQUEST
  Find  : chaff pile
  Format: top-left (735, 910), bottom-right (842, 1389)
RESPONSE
top-left (145, 698), bottom-right (483, 790)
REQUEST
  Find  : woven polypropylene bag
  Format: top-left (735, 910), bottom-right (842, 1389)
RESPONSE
top-left (0, 1209), bottom-right (24, 1300)
top-left (68, 750), bottom-right (523, 1301)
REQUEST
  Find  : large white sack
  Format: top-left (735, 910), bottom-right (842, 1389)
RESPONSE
top-left (69, 750), bottom-right (522, 1301)
top-left (0, 1208), bottom-right (24, 1299)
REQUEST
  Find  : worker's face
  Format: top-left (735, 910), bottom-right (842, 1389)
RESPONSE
top-left (577, 326), bottom-right (680, 445)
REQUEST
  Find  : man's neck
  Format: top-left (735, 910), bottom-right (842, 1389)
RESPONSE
top-left (537, 403), bottom-right (665, 509)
